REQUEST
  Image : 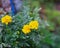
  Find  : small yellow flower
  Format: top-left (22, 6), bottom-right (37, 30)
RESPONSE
top-left (29, 20), bottom-right (39, 29)
top-left (22, 25), bottom-right (31, 34)
top-left (1, 15), bottom-right (12, 25)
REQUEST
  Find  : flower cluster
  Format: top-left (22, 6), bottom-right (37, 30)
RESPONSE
top-left (22, 20), bottom-right (39, 34)
top-left (1, 15), bottom-right (39, 35)
top-left (1, 15), bottom-right (12, 25)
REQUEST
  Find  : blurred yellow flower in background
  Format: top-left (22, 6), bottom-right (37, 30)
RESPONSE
top-left (29, 20), bottom-right (39, 29)
top-left (1, 15), bottom-right (12, 25)
top-left (22, 25), bottom-right (31, 34)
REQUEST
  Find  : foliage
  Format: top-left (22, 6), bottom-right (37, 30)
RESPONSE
top-left (0, 0), bottom-right (60, 48)
top-left (0, 6), bottom-right (49, 48)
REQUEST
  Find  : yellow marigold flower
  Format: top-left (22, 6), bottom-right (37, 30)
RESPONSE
top-left (22, 25), bottom-right (31, 34)
top-left (29, 20), bottom-right (39, 29)
top-left (1, 15), bottom-right (12, 25)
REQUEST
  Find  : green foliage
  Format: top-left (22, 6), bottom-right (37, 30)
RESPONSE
top-left (0, 0), bottom-right (60, 48)
top-left (45, 9), bottom-right (60, 25)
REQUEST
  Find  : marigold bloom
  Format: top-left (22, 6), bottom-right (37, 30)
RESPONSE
top-left (22, 25), bottom-right (31, 34)
top-left (1, 15), bottom-right (12, 25)
top-left (29, 20), bottom-right (39, 29)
